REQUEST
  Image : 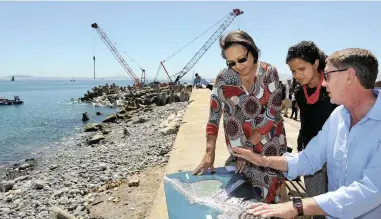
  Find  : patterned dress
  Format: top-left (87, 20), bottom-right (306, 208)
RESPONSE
top-left (206, 61), bottom-right (287, 203)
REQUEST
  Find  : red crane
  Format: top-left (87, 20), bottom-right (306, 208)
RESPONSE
top-left (154, 8), bottom-right (244, 84)
top-left (91, 23), bottom-right (144, 87)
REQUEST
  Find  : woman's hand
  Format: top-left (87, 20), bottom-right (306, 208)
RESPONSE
top-left (193, 150), bottom-right (216, 175)
top-left (235, 157), bottom-right (246, 173)
top-left (231, 146), bottom-right (269, 167)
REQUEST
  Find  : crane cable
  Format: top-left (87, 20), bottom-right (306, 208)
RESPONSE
top-left (122, 51), bottom-right (144, 71)
top-left (155, 12), bottom-right (230, 82)
top-left (93, 30), bottom-right (96, 58)
top-left (93, 30), bottom-right (96, 84)
top-left (162, 13), bottom-right (230, 63)
top-left (153, 64), bottom-right (162, 82)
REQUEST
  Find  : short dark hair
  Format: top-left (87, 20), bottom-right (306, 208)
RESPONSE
top-left (327, 48), bottom-right (379, 89)
top-left (219, 30), bottom-right (260, 63)
top-left (286, 41), bottom-right (326, 72)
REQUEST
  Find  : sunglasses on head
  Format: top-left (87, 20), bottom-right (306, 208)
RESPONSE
top-left (323, 68), bottom-right (348, 81)
top-left (226, 50), bottom-right (249, 68)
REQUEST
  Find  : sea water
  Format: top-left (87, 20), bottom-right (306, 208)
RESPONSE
top-left (0, 79), bottom-right (133, 164)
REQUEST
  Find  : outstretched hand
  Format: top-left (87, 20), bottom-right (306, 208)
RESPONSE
top-left (246, 202), bottom-right (297, 219)
top-left (235, 157), bottom-right (247, 173)
top-left (231, 146), bottom-right (268, 167)
top-left (193, 151), bottom-right (216, 175)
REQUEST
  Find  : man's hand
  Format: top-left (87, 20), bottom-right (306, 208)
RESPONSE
top-left (231, 146), bottom-right (269, 167)
top-left (246, 202), bottom-right (297, 219)
top-left (193, 151), bottom-right (216, 175)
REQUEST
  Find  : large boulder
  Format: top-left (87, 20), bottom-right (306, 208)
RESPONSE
top-left (159, 93), bottom-right (167, 106)
top-left (179, 91), bottom-right (189, 102)
top-left (102, 114), bottom-right (117, 123)
top-left (159, 112), bottom-right (184, 135)
top-left (88, 134), bottom-right (105, 145)
top-left (132, 117), bottom-right (148, 124)
top-left (0, 181), bottom-right (15, 192)
top-left (82, 112), bottom-right (89, 122)
top-left (84, 123), bottom-right (99, 132)
top-left (160, 122), bottom-right (179, 135)
top-left (49, 206), bottom-right (76, 219)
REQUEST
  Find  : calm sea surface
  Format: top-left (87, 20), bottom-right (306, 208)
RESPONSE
top-left (0, 79), bottom-right (134, 165)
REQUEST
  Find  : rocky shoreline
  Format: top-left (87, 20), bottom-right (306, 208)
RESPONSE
top-left (0, 83), bottom-right (192, 219)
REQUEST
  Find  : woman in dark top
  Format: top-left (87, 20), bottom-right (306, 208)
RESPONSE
top-left (286, 41), bottom-right (338, 219)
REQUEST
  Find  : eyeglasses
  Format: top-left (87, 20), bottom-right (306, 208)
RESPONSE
top-left (226, 50), bottom-right (249, 68)
top-left (323, 68), bottom-right (348, 81)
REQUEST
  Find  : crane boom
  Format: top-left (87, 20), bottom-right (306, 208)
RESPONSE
top-left (91, 23), bottom-right (142, 87)
top-left (173, 8), bottom-right (243, 83)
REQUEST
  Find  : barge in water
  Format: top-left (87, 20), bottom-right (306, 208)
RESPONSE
top-left (0, 96), bottom-right (24, 105)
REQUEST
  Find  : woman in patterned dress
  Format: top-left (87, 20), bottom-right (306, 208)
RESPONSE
top-left (193, 30), bottom-right (288, 204)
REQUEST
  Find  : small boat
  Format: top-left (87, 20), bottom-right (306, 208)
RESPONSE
top-left (0, 96), bottom-right (24, 105)
top-left (11, 76), bottom-right (15, 81)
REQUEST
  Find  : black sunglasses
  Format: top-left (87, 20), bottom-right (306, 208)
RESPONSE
top-left (323, 68), bottom-right (348, 81)
top-left (226, 50), bottom-right (249, 68)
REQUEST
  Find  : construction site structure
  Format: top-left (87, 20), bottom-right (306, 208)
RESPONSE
top-left (91, 23), bottom-right (145, 87)
top-left (155, 8), bottom-right (244, 85)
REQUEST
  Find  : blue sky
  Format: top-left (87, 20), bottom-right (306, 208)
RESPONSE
top-left (1, 1), bottom-right (380, 82)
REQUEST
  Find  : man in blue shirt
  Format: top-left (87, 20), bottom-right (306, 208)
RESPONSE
top-left (193, 73), bottom-right (213, 90)
top-left (231, 48), bottom-right (381, 219)
top-left (193, 73), bottom-right (201, 88)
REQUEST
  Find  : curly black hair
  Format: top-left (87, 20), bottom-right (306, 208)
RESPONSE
top-left (286, 41), bottom-right (327, 72)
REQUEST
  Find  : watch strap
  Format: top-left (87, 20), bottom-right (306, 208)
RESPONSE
top-left (245, 141), bottom-right (261, 154)
top-left (245, 141), bottom-right (255, 148)
top-left (292, 197), bottom-right (304, 216)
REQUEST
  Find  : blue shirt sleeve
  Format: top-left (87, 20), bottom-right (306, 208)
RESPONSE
top-left (282, 117), bottom-right (330, 180)
top-left (313, 141), bottom-right (381, 218)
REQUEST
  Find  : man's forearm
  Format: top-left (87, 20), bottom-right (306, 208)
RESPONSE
top-left (247, 130), bottom-right (289, 172)
top-left (302, 198), bottom-right (327, 216)
top-left (264, 155), bottom-right (289, 172)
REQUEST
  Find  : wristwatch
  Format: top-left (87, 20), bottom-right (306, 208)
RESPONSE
top-left (245, 141), bottom-right (259, 153)
top-left (292, 197), bottom-right (304, 216)
top-left (245, 141), bottom-right (255, 149)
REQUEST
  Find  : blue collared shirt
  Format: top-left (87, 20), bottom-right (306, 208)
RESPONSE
top-left (200, 78), bottom-right (210, 86)
top-left (193, 77), bottom-right (201, 86)
top-left (284, 89), bottom-right (381, 219)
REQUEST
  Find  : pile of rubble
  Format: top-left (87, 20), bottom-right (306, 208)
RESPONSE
top-left (80, 83), bottom-right (193, 108)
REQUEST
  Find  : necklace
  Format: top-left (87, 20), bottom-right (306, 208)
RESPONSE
top-left (303, 73), bottom-right (324, 104)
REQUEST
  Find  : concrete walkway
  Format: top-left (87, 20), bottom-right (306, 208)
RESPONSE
top-left (148, 89), bottom-right (301, 219)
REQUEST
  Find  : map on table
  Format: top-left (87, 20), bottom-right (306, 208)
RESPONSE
top-left (164, 166), bottom-right (269, 219)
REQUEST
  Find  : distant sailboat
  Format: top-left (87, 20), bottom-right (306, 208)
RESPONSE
top-left (11, 76), bottom-right (15, 81)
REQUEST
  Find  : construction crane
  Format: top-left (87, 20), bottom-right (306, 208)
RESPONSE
top-left (122, 51), bottom-right (146, 85)
top-left (155, 8), bottom-right (244, 84)
top-left (91, 23), bottom-right (144, 87)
